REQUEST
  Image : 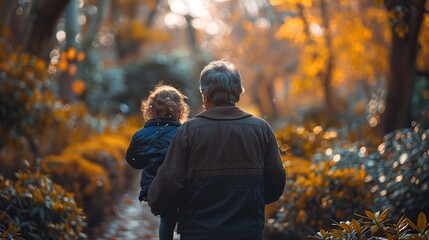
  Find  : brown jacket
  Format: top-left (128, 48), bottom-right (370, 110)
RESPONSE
top-left (148, 105), bottom-right (286, 240)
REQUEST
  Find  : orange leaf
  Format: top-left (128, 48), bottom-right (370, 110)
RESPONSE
top-left (67, 47), bottom-right (77, 60)
top-left (71, 79), bottom-right (86, 95)
top-left (339, 222), bottom-right (352, 232)
top-left (378, 209), bottom-right (389, 222)
top-left (68, 64), bottom-right (78, 76)
top-left (58, 59), bottom-right (68, 72)
top-left (77, 52), bottom-right (85, 61)
top-left (417, 212), bottom-right (427, 233)
top-left (370, 225), bottom-right (379, 234)
top-left (351, 219), bottom-right (361, 234)
top-left (365, 210), bottom-right (376, 220)
top-left (124, 198), bottom-right (133, 205)
top-left (406, 217), bottom-right (418, 231)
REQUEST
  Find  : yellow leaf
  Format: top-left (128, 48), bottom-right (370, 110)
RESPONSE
top-left (386, 233), bottom-right (394, 240)
top-left (417, 212), bottom-right (427, 232)
top-left (351, 219), bottom-right (361, 234)
top-left (370, 225), bottom-right (379, 234)
top-left (365, 210), bottom-right (376, 220)
top-left (378, 208), bottom-right (389, 222)
top-left (406, 217), bottom-right (418, 231)
top-left (340, 222), bottom-right (352, 232)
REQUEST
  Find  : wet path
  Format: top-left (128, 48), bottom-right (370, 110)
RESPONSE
top-left (95, 180), bottom-right (179, 240)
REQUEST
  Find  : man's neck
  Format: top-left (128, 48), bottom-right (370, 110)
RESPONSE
top-left (204, 103), bottom-right (235, 110)
top-left (204, 102), bottom-right (215, 110)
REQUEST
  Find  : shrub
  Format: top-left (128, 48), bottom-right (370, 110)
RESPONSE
top-left (363, 123), bottom-right (429, 221)
top-left (275, 120), bottom-right (381, 160)
top-left (0, 171), bottom-right (86, 240)
top-left (276, 125), bottom-right (336, 159)
top-left (41, 153), bottom-right (110, 227)
top-left (61, 134), bottom-right (130, 190)
top-left (0, 39), bottom-right (106, 178)
top-left (312, 209), bottom-right (429, 240)
top-left (40, 125), bottom-right (139, 227)
top-left (266, 158), bottom-right (372, 239)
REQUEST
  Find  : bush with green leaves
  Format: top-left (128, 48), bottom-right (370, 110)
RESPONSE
top-left (0, 171), bottom-right (86, 240)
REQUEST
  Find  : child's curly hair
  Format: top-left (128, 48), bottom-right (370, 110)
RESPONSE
top-left (141, 84), bottom-right (190, 122)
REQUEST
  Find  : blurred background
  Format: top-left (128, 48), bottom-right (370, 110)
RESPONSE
top-left (0, 0), bottom-right (428, 239)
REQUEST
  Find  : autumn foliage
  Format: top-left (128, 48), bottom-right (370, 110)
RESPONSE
top-left (40, 124), bottom-right (138, 227)
top-left (312, 209), bottom-right (429, 240)
top-left (0, 171), bottom-right (86, 240)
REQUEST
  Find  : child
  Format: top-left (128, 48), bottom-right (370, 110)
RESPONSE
top-left (125, 84), bottom-right (189, 240)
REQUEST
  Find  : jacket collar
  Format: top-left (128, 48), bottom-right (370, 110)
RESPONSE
top-left (145, 118), bottom-right (181, 127)
top-left (195, 104), bottom-right (252, 120)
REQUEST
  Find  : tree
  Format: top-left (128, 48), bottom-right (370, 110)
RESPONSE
top-left (226, 0), bottom-right (390, 126)
top-left (380, 0), bottom-right (427, 134)
top-left (0, 0), bottom-right (70, 59)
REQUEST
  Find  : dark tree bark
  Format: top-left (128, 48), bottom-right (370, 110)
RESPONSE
top-left (145, 0), bottom-right (160, 27)
top-left (252, 69), bottom-right (266, 118)
top-left (380, 0), bottom-right (425, 134)
top-left (81, 0), bottom-right (112, 52)
top-left (59, 0), bottom-right (79, 103)
top-left (21, 0), bottom-right (70, 58)
top-left (297, 3), bottom-right (312, 40)
top-left (185, 14), bottom-right (199, 54)
top-left (320, 0), bottom-right (337, 125)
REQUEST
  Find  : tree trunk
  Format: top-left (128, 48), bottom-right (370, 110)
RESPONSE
top-left (22, 0), bottom-right (70, 58)
top-left (145, 0), bottom-right (160, 27)
top-left (185, 15), bottom-right (199, 55)
top-left (297, 3), bottom-right (311, 40)
top-left (81, 0), bottom-right (112, 52)
top-left (0, 1), bottom-right (19, 41)
top-left (380, 0), bottom-right (425, 134)
top-left (59, 0), bottom-right (79, 103)
top-left (252, 69), bottom-right (266, 118)
top-left (320, 0), bottom-right (336, 125)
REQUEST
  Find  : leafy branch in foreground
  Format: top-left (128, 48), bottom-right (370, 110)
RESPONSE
top-left (312, 209), bottom-right (429, 240)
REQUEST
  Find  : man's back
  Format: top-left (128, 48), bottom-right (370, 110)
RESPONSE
top-left (148, 105), bottom-right (285, 240)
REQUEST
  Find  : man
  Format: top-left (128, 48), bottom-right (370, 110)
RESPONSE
top-left (148, 60), bottom-right (286, 240)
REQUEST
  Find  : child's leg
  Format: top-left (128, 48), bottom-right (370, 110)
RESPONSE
top-left (159, 207), bottom-right (178, 240)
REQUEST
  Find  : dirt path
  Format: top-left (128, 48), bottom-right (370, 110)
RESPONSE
top-left (95, 181), bottom-right (179, 240)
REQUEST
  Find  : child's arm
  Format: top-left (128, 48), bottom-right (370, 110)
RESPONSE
top-left (125, 132), bottom-right (146, 169)
top-left (147, 128), bottom-right (187, 215)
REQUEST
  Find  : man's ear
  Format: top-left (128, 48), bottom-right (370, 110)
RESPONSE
top-left (202, 94), bottom-right (211, 104)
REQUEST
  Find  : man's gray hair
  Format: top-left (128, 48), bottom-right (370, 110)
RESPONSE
top-left (199, 60), bottom-right (244, 105)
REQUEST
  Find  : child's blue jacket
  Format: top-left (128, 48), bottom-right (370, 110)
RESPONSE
top-left (125, 118), bottom-right (181, 201)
